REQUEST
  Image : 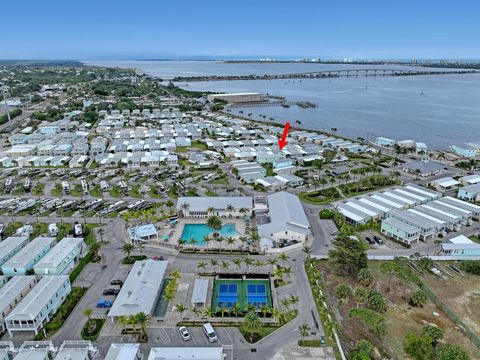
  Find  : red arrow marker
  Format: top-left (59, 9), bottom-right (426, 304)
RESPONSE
top-left (278, 121), bottom-right (290, 150)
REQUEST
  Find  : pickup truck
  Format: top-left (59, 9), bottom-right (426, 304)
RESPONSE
top-left (96, 300), bottom-right (113, 308)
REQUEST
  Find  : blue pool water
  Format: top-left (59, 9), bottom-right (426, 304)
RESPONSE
top-left (181, 223), bottom-right (239, 244)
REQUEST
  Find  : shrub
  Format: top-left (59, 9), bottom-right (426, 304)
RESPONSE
top-left (367, 289), bottom-right (387, 313)
top-left (349, 308), bottom-right (387, 336)
top-left (409, 290), bottom-right (428, 307)
top-left (403, 333), bottom-right (434, 360)
top-left (351, 339), bottom-right (374, 360)
top-left (459, 261), bottom-right (480, 275)
top-left (422, 325), bottom-right (444, 346)
top-left (435, 343), bottom-right (470, 360)
top-left (335, 284), bottom-right (352, 302)
top-left (319, 209), bottom-right (335, 219)
top-left (357, 268), bottom-right (374, 286)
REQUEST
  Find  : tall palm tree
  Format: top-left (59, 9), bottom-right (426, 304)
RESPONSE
top-left (174, 302), bottom-right (187, 320)
top-left (191, 306), bottom-right (202, 324)
top-left (289, 294), bottom-right (300, 306)
top-left (225, 204), bottom-right (235, 217)
top-left (243, 257), bottom-right (253, 272)
top-left (271, 308), bottom-right (284, 325)
top-left (203, 235), bottom-right (211, 251)
top-left (298, 324), bottom-right (311, 343)
top-left (280, 298), bottom-right (291, 311)
top-left (231, 302), bottom-right (242, 318)
top-left (278, 253), bottom-right (289, 266)
top-left (135, 312), bottom-right (150, 340)
top-left (190, 237), bottom-right (197, 252)
top-left (259, 304), bottom-right (271, 318)
top-left (197, 260), bottom-right (207, 272)
top-left (232, 258), bottom-right (242, 270)
top-left (207, 215), bottom-right (222, 237)
top-left (83, 308), bottom-right (93, 321)
top-left (207, 206), bottom-right (215, 216)
top-left (220, 260), bottom-right (230, 272)
top-left (243, 310), bottom-right (261, 342)
top-left (238, 236), bottom-right (248, 253)
top-left (203, 307), bottom-right (215, 320)
top-left (209, 258), bottom-right (218, 272)
top-left (177, 238), bottom-right (186, 250)
top-left (180, 202), bottom-right (190, 217)
top-left (122, 243), bottom-right (135, 260)
top-left (283, 266), bottom-right (293, 279)
top-left (302, 245), bottom-right (312, 258)
top-left (226, 236), bottom-right (235, 252)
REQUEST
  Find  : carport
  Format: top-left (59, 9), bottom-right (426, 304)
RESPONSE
top-left (191, 278), bottom-right (209, 308)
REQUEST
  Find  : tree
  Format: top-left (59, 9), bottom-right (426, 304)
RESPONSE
top-left (206, 215), bottom-right (222, 237)
top-left (410, 290), bottom-right (428, 307)
top-left (298, 323), bottom-right (310, 343)
top-left (357, 268), bottom-right (374, 287)
top-left (232, 258), bottom-right (242, 270)
top-left (220, 260), bottom-right (230, 272)
top-left (226, 236), bottom-right (235, 252)
top-left (403, 333), bottom-right (434, 360)
top-left (174, 302), bottom-right (187, 320)
top-left (366, 289), bottom-right (387, 313)
top-left (418, 257), bottom-right (434, 271)
top-left (435, 343), bottom-right (470, 360)
top-left (191, 306), bottom-right (202, 324)
top-left (271, 308), bottom-right (285, 325)
top-left (209, 258), bottom-right (218, 272)
top-left (278, 253), bottom-right (289, 266)
top-left (421, 325), bottom-right (444, 347)
top-left (302, 245), bottom-right (312, 258)
top-left (122, 243), bottom-right (135, 260)
top-left (135, 312), bottom-right (151, 340)
top-left (83, 308), bottom-right (93, 320)
top-left (243, 310), bottom-right (262, 342)
top-left (380, 261), bottom-right (398, 291)
top-left (198, 260), bottom-right (207, 272)
top-left (351, 339), bottom-right (374, 360)
top-left (90, 241), bottom-right (101, 259)
top-left (335, 284), bottom-right (352, 302)
top-left (329, 235), bottom-right (368, 276)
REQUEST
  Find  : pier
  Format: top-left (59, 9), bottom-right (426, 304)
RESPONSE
top-left (172, 68), bottom-right (480, 82)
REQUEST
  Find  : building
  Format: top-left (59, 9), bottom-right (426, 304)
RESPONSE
top-left (458, 183), bottom-right (480, 202)
top-left (450, 144), bottom-right (480, 158)
top-left (105, 343), bottom-right (143, 360)
top-left (177, 197), bottom-right (253, 218)
top-left (403, 160), bottom-right (444, 177)
top-left (460, 174), bottom-right (480, 186)
top-left (374, 137), bottom-right (396, 147)
top-left (258, 192), bottom-right (311, 250)
top-left (54, 340), bottom-right (99, 360)
top-left (191, 278), bottom-right (209, 308)
top-left (0, 236), bottom-right (29, 267)
top-left (109, 260), bottom-right (167, 317)
top-left (431, 177), bottom-right (461, 192)
top-left (33, 237), bottom-right (84, 275)
top-left (0, 276), bottom-right (38, 331)
top-left (380, 217), bottom-right (421, 245)
top-left (441, 235), bottom-right (480, 256)
top-left (206, 92), bottom-right (266, 103)
top-left (147, 347), bottom-right (224, 360)
top-left (2, 237), bottom-right (56, 276)
top-left (127, 224), bottom-right (159, 243)
top-left (5, 275), bottom-right (71, 337)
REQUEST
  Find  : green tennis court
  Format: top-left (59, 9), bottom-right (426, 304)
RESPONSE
top-left (211, 278), bottom-right (272, 312)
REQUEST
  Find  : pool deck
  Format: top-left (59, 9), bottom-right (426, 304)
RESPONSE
top-left (168, 217), bottom-right (248, 250)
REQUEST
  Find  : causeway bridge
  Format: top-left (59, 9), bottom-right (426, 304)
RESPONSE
top-left (172, 68), bottom-right (480, 82)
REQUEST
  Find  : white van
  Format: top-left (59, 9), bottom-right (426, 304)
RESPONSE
top-left (202, 323), bottom-right (218, 343)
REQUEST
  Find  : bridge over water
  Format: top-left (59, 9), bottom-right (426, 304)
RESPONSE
top-left (172, 68), bottom-right (480, 82)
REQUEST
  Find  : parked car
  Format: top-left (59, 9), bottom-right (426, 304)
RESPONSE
top-left (373, 236), bottom-right (384, 245)
top-left (96, 300), bottom-right (113, 308)
top-left (178, 326), bottom-right (191, 341)
top-left (203, 323), bottom-right (218, 343)
top-left (320, 336), bottom-right (326, 346)
top-left (110, 280), bottom-right (123, 286)
top-left (365, 237), bottom-right (374, 245)
top-left (103, 288), bottom-right (116, 296)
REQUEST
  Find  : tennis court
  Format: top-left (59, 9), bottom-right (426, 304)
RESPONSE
top-left (212, 278), bottom-right (272, 312)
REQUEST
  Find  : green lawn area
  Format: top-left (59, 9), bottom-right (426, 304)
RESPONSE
top-left (109, 185), bottom-right (123, 198)
top-left (209, 175), bottom-right (228, 185)
top-left (89, 185), bottom-right (102, 197)
top-left (128, 185), bottom-right (142, 198)
top-left (167, 187), bottom-right (179, 199)
top-left (51, 184), bottom-right (63, 196)
top-left (70, 184), bottom-right (84, 197)
top-left (206, 189), bottom-right (217, 196)
top-left (32, 183), bottom-right (45, 195)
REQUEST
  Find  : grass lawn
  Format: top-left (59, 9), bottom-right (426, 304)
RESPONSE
top-left (89, 185), bottom-right (102, 197)
top-left (51, 185), bottom-right (63, 196)
top-left (167, 187), bottom-right (179, 199)
top-left (70, 184), bottom-right (84, 197)
top-left (32, 183), bottom-right (45, 195)
top-left (109, 185), bottom-right (123, 198)
top-left (128, 185), bottom-right (142, 198)
top-left (209, 176), bottom-right (228, 185)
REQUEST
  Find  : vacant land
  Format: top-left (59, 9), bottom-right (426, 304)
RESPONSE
top-left (316, 260), bottom-right (479, 359)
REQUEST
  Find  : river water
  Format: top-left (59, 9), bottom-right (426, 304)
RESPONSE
top-left (86, 60), bottom-right (480, 149)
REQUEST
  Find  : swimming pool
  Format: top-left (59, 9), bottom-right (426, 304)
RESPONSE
top-left (181, 223), bottom-right (239, 244)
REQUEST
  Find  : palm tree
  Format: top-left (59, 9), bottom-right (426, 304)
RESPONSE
top-left (266, 257), bottom-right (278, 267)
top-left (280, 298), bottom-right (291, 311)
top-left (289, 294), bottom-right (300, 306)
top-left (278, 253), bottom-right (289, 266)
top-left (135, 312), bottom-right (150, 340)
top-left (232, 258), bottom-right (242, 270)
top-left (203, 235), bottom-right (211, 251)
top-left (298, 324), bottom-right (311, 343)
top-left (220, 304), bottom-right (229, 323)
top-left (97, 228), bottom-right (105, 243)
top-left (226, 236), bottom-right (235, 252)
top-left (137, 241), bottom-right (145, 253)
top-left (259, 304), bottom-right (271, 318)
top-left (174, 302), bottom-right (187, 320)
top-left (243, 257), bottom-right (253, 272)
top-left (83, 308), bottom-right (93, 320)
top-left (231, 302), bottom-right (242, 318)
top-left (90, 241), bottom-right (101, 259)
top-left (243, 310), bottom-right (262, 342)
top-left (209, 258), bottom-right (218, 272)
top-left (180, 202), bottom-right (190, 217)
top-left (271, 308), bottom-right (284, 325)
top-left (225, 204), bottom-right (235, 217)
top-left (191, 306), bottom-right (202, 324)
top-left (122, 243), bottom-right (135, 260)
top-left (177, 238), bottom-right (186, 250)
top-left (220, 260), bottom-right (230, 272)
top-left (190, 238), bottom-right (197, 252)
top-left (198, 260), bottom-right (207, 272)
top-left (283, 266), bottom-right (293, 279)
top-left (203, 307), bottom-right (215, 320)
top-left (207, 215), bottom-right (222, 238)
top-left (207, 206), bottom-right (215, 216)
top-left (238, 236), bottom-right (248, 253)
top-left (302, 245), bottom-right (312, 258)
top-left (118, 315), bottom-right (130, 332)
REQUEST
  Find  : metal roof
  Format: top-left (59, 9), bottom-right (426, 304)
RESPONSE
top-left (147, 347), bottom-right (224, 360)
top-left (109, 260), bottom-right (167, 317)
top-left (177, 197), bottom-right (253, 212)
top-left (105, 344), bottom-right (141, 360)
top-left (34, 237), bottom-right (83, 269)
top-left (3, 237), bottom-right (56, 269)
top-left (191, 278), bottom-right (209, 305)
top-left (0, 276), bottom-right (37, 315)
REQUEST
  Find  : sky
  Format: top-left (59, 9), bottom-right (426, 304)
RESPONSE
top-left (2, 0), bottom-right (480, 60)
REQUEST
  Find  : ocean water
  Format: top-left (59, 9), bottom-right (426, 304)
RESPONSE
top-left (86, 61), bottom-right (480, 149)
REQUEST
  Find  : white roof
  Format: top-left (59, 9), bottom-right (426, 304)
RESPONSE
top-left (54, 348), bottom-right (89, 360)
top-left (0, 276), bottom-right (37, 314)
top-left (109, 260), bottom-right (167, 317)
top-left (259, 192), bottom-right (311, 237)
top-left (461, 174), bottom-right (480, 184)
top-left (0, 236), bottom-right (28, 259)
top-left (105, 344), bottom-right (140, 360)
top-left (3, 237), bottom-right (56, 268)
top-left (148, 347), bottom-right (224, 360)
top-left (449, 235), bottom-right (474, 244)
top-left (6, 276), bottom-right (69, 321)
top-left (177, 197), bottom-right (253, 212)
top-left (13, 348), bottom-right (49, 360)
top-left (34, 237), bottom-right (83, 269)
top-left (434, 177), bottom-right (460, 188)
top-left (191, 278), bottom-right (209, 305)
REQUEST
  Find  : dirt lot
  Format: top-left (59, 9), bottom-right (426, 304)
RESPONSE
top-left (423, 266), bottom-right (480, 339)
top-left (317, 260), bottom-right (480, 359)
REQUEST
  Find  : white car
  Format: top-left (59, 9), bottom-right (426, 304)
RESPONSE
top-left (178, 326), bottom-right (191, 341)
